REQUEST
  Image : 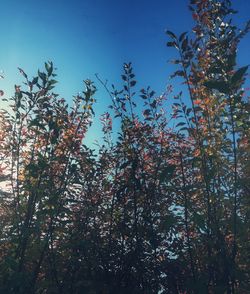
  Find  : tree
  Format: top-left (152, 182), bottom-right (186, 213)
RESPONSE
top-left (0, 0), bottom-right (249, 293)
top-left (166, 0), bottom-right (250, 292)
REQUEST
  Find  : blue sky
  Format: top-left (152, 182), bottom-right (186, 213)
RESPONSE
top-left (0, 0), bottom-right (249, 145)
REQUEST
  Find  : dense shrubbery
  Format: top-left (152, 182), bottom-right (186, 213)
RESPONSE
top-left (0, 0), bottom-right (249, 293)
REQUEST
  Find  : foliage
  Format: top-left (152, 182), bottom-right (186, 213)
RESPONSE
top-left (0, 1), bottom-right (249, 293)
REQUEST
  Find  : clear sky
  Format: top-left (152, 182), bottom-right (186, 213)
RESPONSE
top-left (0, 0), bottom-right (249, 146)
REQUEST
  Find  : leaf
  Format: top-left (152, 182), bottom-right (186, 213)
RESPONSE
top-left (149, 90), bottom-right (155, 97)
top-left (159, 166), bottom-right (175, 182)
top-left (186, 108), bottom-right (192, 116)
top-left (120, 161), bottom-right (131, 169)
top-left (179, 126), bottom-right (189, 132)
top-left (194, 99), bottom-right (202, 105)
top-left (166, 30), bottom-right (177, 39)
top-left (176, 122), bottom-right (186, 127)
top-left (173, 103), bottom-right (181, 107)
top-left (29, 118), bottom-right (46, 130)
top-left (130, 80), bottom-right (136, 87)
top-left (121, 75), bottom-right (127, 81)
top-left (150, 100), bottom-right (157, 108)
top-left (227, 53), bottom-right (236, 69)
top-left (169, 59), bottom-right (181, 64)
top-left (32, 77), bottom-right (38, 85)
top-left (140, 94), bottom-right (147, 99)
top-left (231, 66), bottom-right (248, 84)
top-left (49, 79), bottom-right (57, 85)
top-left (45, 62), bottom-right (50, 73)
top-left (38, 70), bottom-right (47, 85)
top-left (143, 109), bottom-right (151, 116)
top-left (204, 80), bottom-right (230, 94)
top-left (192, 213), bottom-right (205, 229)
top-left (18, 67), bottom-right (27, 79)
top-left (46, 61), bottom-right (53, 76)
top-left (236, 120), bottom-right (244, 127)
top-left (171, 70), bottom-right (185, 78)
top-left (167, 41), bottom-right (178, 49)
top-left (181, 37), bottom-right (188, 51)
top-left (194, 106), bottom-right (202, 112)
top-left (179, 32), bottom-right (188, 42)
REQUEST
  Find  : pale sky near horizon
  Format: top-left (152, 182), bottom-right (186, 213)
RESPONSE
top-left (0, 0), bottom-right (249, 146)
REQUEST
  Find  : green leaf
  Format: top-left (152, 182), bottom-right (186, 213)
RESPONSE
top-left (45, 62), bottom-right (49, 73)
top-left (181, 37), bottom-right (188, 51)
top-left (231, 66), bottom-right (248, 84)
top-left (130, 80), bottom-right (136, 87)
top-left (236, 120), bottom-right (244, 127)
top-left (176, 122), bottom-right (186, 127)
top-left (121, 74), bottom-right (127, 81)
top-left (186, 108), bottom-right (192, 116)
top-left (167, 41), bottom-right (178, 49)
top-left (47, 62), bottom-right (53, 76)
top-left (166, 30), bottom-right (177, 39)
top-left (171, 70), bottom-right (185, 78)
top-left (143, 109), bottom-right (151, 116)
top-left (149, 90), bottom-right (155, 97)
top-left (38, 70), bottom-right (47, 85)
top-left (179, 32), bottom-right (187, 42)
top-left (227, 53), bottom-right (236, 69)
top-left (32, 76), bottom-right (38, 85)
top-left (18, 67), bottom-right (27, 79)
top-left (204, 80), bottom-right (230, 94)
